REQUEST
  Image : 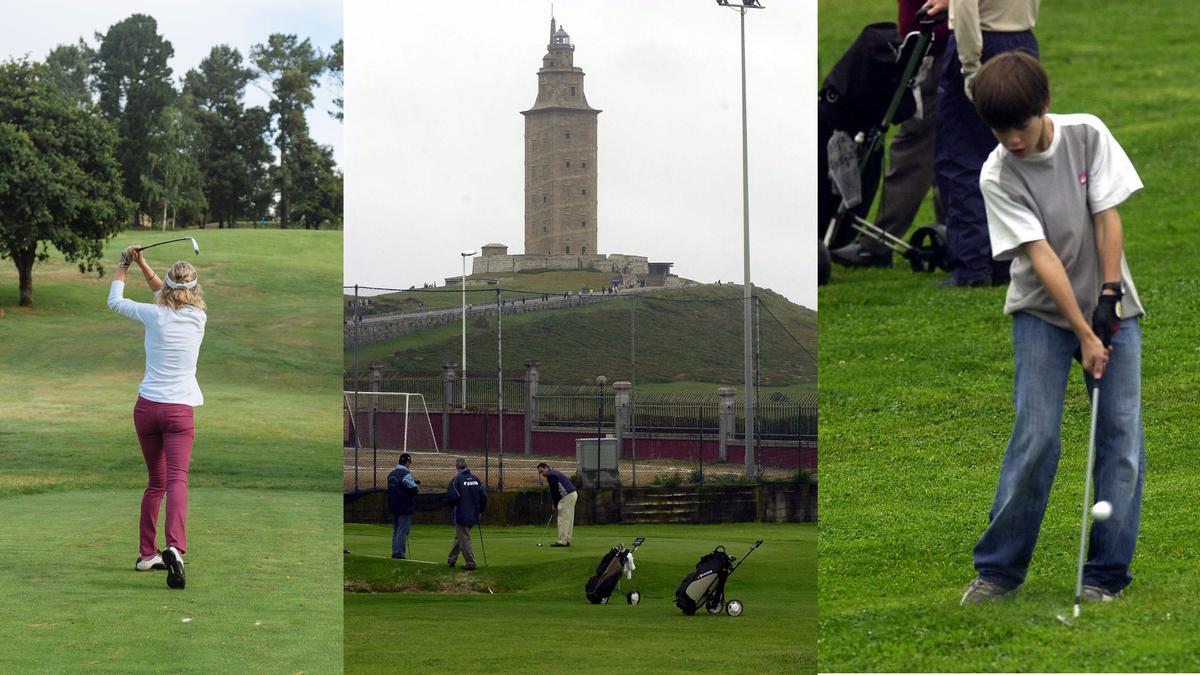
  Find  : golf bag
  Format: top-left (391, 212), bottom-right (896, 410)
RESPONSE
top-left (818, 10), bottom-right (951, 282)
top-left (585, 538), bottom-right (643, 605)
top-left (674, 540), bottom-right (762, 617)
top-left (674, 547), bottom-right (734, 615)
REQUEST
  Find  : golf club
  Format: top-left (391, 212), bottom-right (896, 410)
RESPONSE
top-left (137, 237), bottom-right (200, 255)
top-left (537, 511), bottom-right (554, 547)
top-left (1071, 384), bottom-right (1102, 619)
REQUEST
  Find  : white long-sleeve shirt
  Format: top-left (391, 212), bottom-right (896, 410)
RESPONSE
top-left (949, 0), bottom-right (1040, 76)
top-left (108, 280), bottom-right (206, 406)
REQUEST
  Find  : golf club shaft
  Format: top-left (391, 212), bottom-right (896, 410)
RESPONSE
top-left (478, 522), bottom-right (487, 566)
top-left (137, 238), bottom-right (191, 251)
top-left (1073, 386), bottom-right (1101, 614)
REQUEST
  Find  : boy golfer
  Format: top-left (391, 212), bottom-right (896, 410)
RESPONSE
top-left (960, 51), bottom-right (1145, 604)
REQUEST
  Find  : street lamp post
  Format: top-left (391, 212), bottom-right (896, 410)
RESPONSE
top-left (716, 0), bottom-right (764, 479)
top-left (460, 249), bottom-right (477, 408)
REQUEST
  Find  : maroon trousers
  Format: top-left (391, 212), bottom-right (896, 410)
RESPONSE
top-left (133, 397), bottom-right (194, 558)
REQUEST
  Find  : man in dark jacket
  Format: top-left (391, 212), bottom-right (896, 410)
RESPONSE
top-left (386, 453), bottom-right (419, 559)
top-left (445, 457), bottom-right (487, 570)
top-left (537, 462), bottom-right (577, 547)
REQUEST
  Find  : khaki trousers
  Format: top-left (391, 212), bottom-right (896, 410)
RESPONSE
top-left (556, 491), bottom-right (578, 545)
top-left (448, 524), bottom-right (475, 567)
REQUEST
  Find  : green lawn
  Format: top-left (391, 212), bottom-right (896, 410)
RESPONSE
top-left (344, 522), bottom-right (815, 673)
top-left (818, 1), bottom-right (1200, 671)
top-left (0, 229), bottom-right (343, 670)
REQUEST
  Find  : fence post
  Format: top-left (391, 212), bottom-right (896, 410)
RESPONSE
top-left (369, 365), bottom-right (381, 482)
top-left (524, 360), bottom-right (539, 455)
top-left (718, 386), bottom-right (736, 463)
top-left (442, 362), bottom-right (456, 450)
top-left (613, 381), bottom-right (631, 460)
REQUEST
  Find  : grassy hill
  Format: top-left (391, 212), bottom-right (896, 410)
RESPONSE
top-left (346, 280), bottom-right (817, 390)
top-left (0, 229), bottom-right (342, 671)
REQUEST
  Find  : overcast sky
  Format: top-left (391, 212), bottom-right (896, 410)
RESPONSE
top-left (346, 0), bottom-right (817, 308)
top-left (5, 0), bottom-right (343, 163)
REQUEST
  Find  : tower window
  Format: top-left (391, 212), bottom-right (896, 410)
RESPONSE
top-left (543, 227), bottom-right (548, 233)
top-left (565, 132), bottom-right (571, 140)
top-left (581, 221), bottom-right (586, 228)
top-left (582, 161), bottom-right (588, 169)
top-left (570, 86), bottom-right (576, 96)
top-left (566, 245), bottom-right (571, 254)
top-left (582, 246), bottom-right (587, 254)
top-left (581, 189), bottom-right (586, 195)
top-left (565, 161), bottom-right (570, 168)
top-left (543, 195), bottom-right (547, 203)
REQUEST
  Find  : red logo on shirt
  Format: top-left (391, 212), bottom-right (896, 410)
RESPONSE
top-left (1078, 171), bottom-right (1089, 185)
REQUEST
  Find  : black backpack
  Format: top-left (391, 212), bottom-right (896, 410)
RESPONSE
top-left (819, 22), bottom-right (916, 134)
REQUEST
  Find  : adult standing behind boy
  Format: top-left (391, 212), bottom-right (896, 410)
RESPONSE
top-left (386, 453), bottom-right (419, 559)
top-left (960, 52), bottom-right (1145, 605)
top-left (935, 0), bottom-right (1039, 286)
top-left (830, 0), bottom-right (950, 268)
top-left (537, 463), bottom-right (578, 547)
top-left (445, 457), bottom-right (487, 570)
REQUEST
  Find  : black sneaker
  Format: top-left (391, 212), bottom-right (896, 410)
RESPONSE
top-left (830, 242), bottom-right (893, 269)
top-left (162, 547), bottom-right (186, 590)
top-left (938, 275), bottom-right (989, 288)
top-left (550, 542), bottom-right (569, 547)
top-left (463, 564), bottom-right (477, 571)
top-left (1081, 584), bottom-right (1121, 602)
top-left (961, 577), bottom-right (1019, 605)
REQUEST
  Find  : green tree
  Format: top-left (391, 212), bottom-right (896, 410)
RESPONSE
top-left (0, 60), bottom-right (131, 307)
top-left (142, 103), bottom-right (207, 230)
top-left (251, 34), bottom-right (327, 229)
top-left (45, 39), bottom-right (96, 104)
top-left (289, 136), bottom-right (342, 229)
top-left (94, 14), bottom-right (175, 225)
top-left (183, 45), bottom-right (271, 228)
top-left (328, 39), bottom-right (343, 122)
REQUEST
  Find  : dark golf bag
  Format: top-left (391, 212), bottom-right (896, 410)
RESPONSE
top-left (674, 547), bottom-right (734, 615)
top-left (585, 546), bottom-right (627, 604)
top-left (585, 537), bottom-right (643, 605)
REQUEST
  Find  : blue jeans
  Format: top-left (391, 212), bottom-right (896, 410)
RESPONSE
top-left (935, 30), bottom-right (1038, 284)
top-left (973, 313), bottom-right (1144, 592)
top-left (391, 514), bottom-right (412, 559)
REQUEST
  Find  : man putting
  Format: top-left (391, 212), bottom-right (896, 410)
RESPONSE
top-left (445, 457), bottom-right (487, 571)
top-left (386, 453), bottom-right (419, 559)
top-left (960, 52), bottom-right (1145, 605)
top-left (537, 462), bottom-right (578, 547)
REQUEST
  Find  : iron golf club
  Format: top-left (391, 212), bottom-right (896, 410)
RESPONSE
top-left (538, 511), bottom-right (554, 547)
top-left (477, 522), bottom-right (488, 567)
top-left (1073, 384), bottom-right (1102, 619)
top-left (137, 237), bottom-right (200, 255)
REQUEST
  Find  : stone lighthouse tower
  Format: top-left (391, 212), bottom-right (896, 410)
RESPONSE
top-left (521, 18), bottom-right (600, 256)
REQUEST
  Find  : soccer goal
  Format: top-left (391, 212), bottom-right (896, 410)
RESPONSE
top-left (343, 391), bottom-right (440, 453)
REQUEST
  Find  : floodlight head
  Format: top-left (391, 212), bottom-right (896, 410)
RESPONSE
top-left (461, 249), bottom-right (478, 257)
top-left (596, 375), bottom-right (608, 386)
top-left (716, 0), bottom-right (764, 7)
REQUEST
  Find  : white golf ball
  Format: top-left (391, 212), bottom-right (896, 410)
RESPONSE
top-left (1092, 500), bottom-right (1113, 522)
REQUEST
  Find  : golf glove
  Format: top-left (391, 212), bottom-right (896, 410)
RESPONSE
top-left (1092, 292), bottom-right (1122, 348)
top-left (119, 246), bottom-right (136, 269)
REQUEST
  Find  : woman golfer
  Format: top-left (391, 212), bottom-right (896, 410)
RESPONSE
top-left (107, 246), bottom-right (206, 590)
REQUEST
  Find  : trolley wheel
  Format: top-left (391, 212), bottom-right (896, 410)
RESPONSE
top-left (818, 240), bottom-right (832, 286)
top-left (907, 224), bottom-right (950, 273)
top-left (726, 599), bottom-right (744, 617)
top-left (628, 590), bottom-right (640, 606)
top-left (600, 596), bottom-right (609, 605)
top-left (705, 599), bottom-right (724, 614)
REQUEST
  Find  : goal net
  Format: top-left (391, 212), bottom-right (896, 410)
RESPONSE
top-left (344, 391), bottom-right (440, 492)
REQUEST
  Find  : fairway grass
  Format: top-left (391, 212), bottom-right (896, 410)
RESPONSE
top-left (818, 0), bottom-right (1200, 671)
top-left (0, 489), bottom-right (341, 672)
top-left (344, 522), bottom-right (815, 673)
top-left (1, 229), bottom-right (344, 670)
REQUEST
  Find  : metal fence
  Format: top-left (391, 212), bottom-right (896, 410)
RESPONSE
top-left (343, 373), bottom-right (527, 412)
top-left (533, 384), bottom-right (616, 428)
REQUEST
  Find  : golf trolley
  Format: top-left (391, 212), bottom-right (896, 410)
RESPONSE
top-left (818, 10), bottom-right (950, 285)
top-left (585, 537), bottom-right (644, 606)
top-left (674, 540), bottom-right (762, 617)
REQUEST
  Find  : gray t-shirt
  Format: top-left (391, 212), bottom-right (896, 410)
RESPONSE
top-left (982, 113), bottom-right (1144, 331)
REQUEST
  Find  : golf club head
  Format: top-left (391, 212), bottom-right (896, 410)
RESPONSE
top-left (188, 237), bottom-right (200, 255)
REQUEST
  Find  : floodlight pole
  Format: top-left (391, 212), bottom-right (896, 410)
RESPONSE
top-left (717, 0), bottom-right (764, 479)
top-left (460, 250), bottom-right (477, 409)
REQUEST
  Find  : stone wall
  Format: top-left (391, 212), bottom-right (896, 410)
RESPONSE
top-left (472, 252), bottom-right (649, 276)
top-left (344, 483), bottom-right (816, 525)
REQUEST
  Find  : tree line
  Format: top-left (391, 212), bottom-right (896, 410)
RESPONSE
top-left (1, 13), bottom-right (343, 306)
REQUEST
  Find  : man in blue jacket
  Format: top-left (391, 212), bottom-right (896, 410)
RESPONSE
top-left (445, 457), bottom-right (487, 570)
top-left (537, 462), bottom-right (577, 547)
top-left (386, 453), bottom-right (419, 559)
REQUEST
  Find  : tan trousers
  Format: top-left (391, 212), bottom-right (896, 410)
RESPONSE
top-left (448, 524), bottom-right (475, 567)
top-left (556, 491), bottom-right (578, 545)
